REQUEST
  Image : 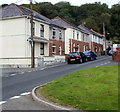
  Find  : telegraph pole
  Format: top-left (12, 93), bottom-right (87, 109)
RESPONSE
top-left (103, 22), bottom-right (107, 55)
top-left (30, 0), bottom-right (35, 68)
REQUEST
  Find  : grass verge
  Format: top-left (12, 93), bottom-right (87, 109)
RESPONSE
top-left (39, 66), bottom-right (118, 110)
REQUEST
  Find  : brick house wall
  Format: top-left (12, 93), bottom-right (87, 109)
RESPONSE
top-left (91, 42), bottom-right (103, 55)
top-left (69, 39), bottom-right (89, 53)
top-left (49, 39), bottom-right (65, 56)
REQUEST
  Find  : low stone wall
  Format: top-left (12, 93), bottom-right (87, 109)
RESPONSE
top-left (37, 55), bottom-right (65, 67)
top-left (112, 48), bottom-right (120, 62)
top-left (0, 56), bottom-right (66, 68)
top-left (0, 57), bottom-right (37, 68)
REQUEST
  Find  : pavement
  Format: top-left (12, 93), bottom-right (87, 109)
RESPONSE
top-left (1, 55), bottom-right (109, 77)
top-left (1, 62), bottom-right (66, 78)
top-left (1, 93), bottom-right (54, 110)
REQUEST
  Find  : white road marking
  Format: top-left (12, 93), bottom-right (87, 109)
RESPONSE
top-left (10, 96), bottom-right (21, 100)
top-left (0, 101), bottom-right (7, 105)
top-left (27, 71), bottom-right (32, 72)
top-left (100, 64), bottom-right (104, 66)
top-left (20, 92), bottom-right (31, 96)
top-left (96, 66), bottom-right (99, 67)
top-left (40, 68), bottom-right (45, 70)
top-left (19, 72), bottom-right (24, 74)
top-left (11, 74), bottom-right (16, 76)
top-left (104, 63), bottom-right (108, 64)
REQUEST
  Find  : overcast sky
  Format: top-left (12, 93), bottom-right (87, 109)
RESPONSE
top-left (0, 0), bottom-right (119, 8)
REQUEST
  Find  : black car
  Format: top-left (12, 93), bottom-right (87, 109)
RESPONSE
top-left (83, 51), bottom-right (97, 61)
top-left (67, 52), bottom-right (87, 64)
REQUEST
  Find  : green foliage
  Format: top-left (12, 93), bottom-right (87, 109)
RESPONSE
top-left (0, 4), bottom-right (8, 8)
top-left (110, 5), bottom-right (120, 40)
top-left (80, 16), bottom-right (100, 31)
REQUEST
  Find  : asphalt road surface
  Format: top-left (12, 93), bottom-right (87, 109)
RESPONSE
top-left (1, 56), bottom-right (118, 103)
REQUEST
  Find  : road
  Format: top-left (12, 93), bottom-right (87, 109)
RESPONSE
top-left (1, 56), bottom-right (118, 103)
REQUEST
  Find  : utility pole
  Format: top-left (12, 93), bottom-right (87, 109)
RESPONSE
top-left (30, 0), bottom-right (35, 68)
top-left (103, 22), bottom-right (107, 55)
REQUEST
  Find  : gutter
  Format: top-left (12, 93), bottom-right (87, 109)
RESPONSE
top-left (0, 15), bottom-right (28, 20)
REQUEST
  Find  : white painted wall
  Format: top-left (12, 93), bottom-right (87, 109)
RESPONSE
top-left (25, 18), bottom-right (50, 57)
top-left (0, 17), bottom-right (51, 66)
top-left (0, 18), bottom-right (26, 58)
top-left (49, 26), bottom-right (65, 41)
top-left (65, 28), bottom-right (72, 54)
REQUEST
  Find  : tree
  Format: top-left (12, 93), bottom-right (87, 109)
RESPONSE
top-left (80, 16), bottom-right (100, 31)
top-left (110, 4), bottom-right (120, 41)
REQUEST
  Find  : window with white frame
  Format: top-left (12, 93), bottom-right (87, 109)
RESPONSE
top-left (83, 45), bottom-right (86, 51)
top-left (52, 44), bottom-right (56, 55)
top-left (73, 43), bottom-right (75, 52)
top-left (77, 32), bottom-right (79, 40)
top-left (77, 44), bottom-right (80, 52)
top-left (59, 30), bottom-right (62, 40)
top-left (33, 22), bottom-right (35, 36)
top-left (59, 45), bottom-right (62, 55)
top-left (73, 30), bottom-right (75, 39)
top-left (40, 43), bottom-right (44, 55)
top-left (52, 28), bottom-right (56, 39)
top-left (40, 24), bottom-right (44, 37)
top-left (86, 46), bottom-right (88, 51)
top-left (83, 33), bottom-right (85, 42)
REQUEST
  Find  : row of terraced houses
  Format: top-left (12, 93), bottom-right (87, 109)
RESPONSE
top-left (0, 4), bottom-right (105, 67)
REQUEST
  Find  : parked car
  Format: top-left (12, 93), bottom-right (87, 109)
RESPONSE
top-left (108, 49), bottom-right (114, 56)
top-left (83, 51), bottom-right (97, 61)
top-left (67, 52), bottom-right (87, 64)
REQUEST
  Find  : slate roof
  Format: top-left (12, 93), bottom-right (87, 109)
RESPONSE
top-left (78, 25), bottom-right (92, 35)
top-left (0, 4), bottom-right (65, 29)
top-left (52, 16), bottom-right (79, 29)
top-left (52, 17), bottom-right (91, 34)
top-left (0, 4), bottom-right (23, 18)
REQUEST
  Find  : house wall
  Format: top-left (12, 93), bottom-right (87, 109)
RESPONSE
top-left (90, 34), bottom-right (104, 55)
top-left (0, 18), bottom-right (26, 58)
top-left (0, 17), bottom-right (32, 67)
top-left (65, 28), bottom-right (72, 54)
top-left (0, 17), bottom-right (51, 67)
top-left (49, 39), bottom-right (65, 56)
top-left (91, 42), bottom-right (103, 55)
top-left (25, 18), bottom-right (50, 57)
top-left (69, 39), bottom-right (89, 52)
top-left (49, 26), bottom-right (65, 56)
top-left (65, 28), bottom-right (89, 54)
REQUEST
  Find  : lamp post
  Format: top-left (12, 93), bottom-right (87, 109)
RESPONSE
top-left (103, 22), bottom-right (107, 55)
top-left (30, 0), bottom-right (35, 68)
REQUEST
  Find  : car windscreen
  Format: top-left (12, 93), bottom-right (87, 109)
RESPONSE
top-left (83, 51), bottom-right (90, 55)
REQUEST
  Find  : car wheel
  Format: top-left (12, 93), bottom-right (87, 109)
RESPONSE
top-left (90, 57), bottom-right (93, 61)
top-left (85, 58), bottom-right (88, 62)
top-left (80, 59), bottom-right (83, 63)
